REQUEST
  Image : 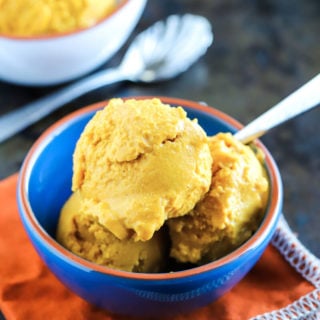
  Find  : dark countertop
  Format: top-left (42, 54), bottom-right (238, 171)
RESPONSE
top-left (0, 0), bottom-right (319, 264)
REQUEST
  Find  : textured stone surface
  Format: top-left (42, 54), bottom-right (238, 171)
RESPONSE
top-left (0, 0), bottom-right (319, 259)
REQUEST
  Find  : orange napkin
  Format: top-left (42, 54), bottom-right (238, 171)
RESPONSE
top-left (0, 174), bottom-right (317, 320)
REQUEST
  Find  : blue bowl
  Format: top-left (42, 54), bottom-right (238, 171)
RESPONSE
top-left (17, 97), bottom-right (283, 317)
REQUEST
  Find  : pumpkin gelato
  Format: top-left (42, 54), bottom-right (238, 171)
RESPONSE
top-left (56, 98), bottom-right (270, 273)
top-left (168, 133), bottom-right (269, 264)
top-left (70, 98), bottom-right (212, 243)
top-left (57, 98), bottom-right (212, 272)
top-left (0, 0), bottom-right (118, 37)
top-left (57, 191), bottom-right (167, 273)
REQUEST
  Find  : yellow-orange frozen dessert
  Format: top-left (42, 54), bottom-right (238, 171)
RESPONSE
top-left (57, 98), bottom-right (270, 273)
top-left (71, 98), bottom-right (212, 242)
top-left (0, 0), bottom-right (118, 37)
top-left (57, 191), bottom-right (167, 272)
top-left (168, 133), bottom-right (269, 264)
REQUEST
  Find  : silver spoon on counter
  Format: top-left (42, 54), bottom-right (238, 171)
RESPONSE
top-left (234, 73), bottom-right (320, 144)
top-left (0, 14), bottom-right (213, 143)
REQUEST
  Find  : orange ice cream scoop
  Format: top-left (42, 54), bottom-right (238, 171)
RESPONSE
top-left (56, 191), bottom-right (168, 273)
top-left (72, 98), bottom-right (212, 241)
top-left (168, 133), bottom-right (269, 264)
top-left (0, 0), bottom-right (118, 37)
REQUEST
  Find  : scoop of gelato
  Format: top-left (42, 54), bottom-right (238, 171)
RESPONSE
top-left (56, 191), bottom-right (168, 272)
top-left (72, 98), bottom-right (212, 241)
top-left (0, 0), bottom-right (118, 37)
top-left (168, 133), bottom-right (269, 264)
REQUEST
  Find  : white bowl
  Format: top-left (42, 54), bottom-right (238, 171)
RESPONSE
top-left (0, 0), bottom-right (147, 86)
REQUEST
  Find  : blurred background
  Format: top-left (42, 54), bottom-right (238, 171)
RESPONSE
top-left (0, 0), bottom-right (319, 259)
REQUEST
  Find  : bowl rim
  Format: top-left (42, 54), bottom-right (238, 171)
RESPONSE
top-left (18, 96), bottom-right (283, 281)
top-left (0, 0), bottom-right (132, 41)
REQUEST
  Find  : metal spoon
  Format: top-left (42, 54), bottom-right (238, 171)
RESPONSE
top-left (0, 14), bottom-right (213, 143)
top-left (234, 73), bottom-right (320, 144)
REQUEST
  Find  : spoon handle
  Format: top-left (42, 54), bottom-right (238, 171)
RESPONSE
top-left (234, 73), bottom-right (320, 144)
top-left (0, 67), bottom-right (126, 144)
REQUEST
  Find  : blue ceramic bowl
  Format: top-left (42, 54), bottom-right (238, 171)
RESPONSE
top-left (17, 97), bottom-right (283, 317)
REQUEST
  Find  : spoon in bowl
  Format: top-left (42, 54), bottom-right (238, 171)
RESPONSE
top-left (234, 73), bottom-right (320, 144)
top-left (0, 14), bottom-right (213, 143)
